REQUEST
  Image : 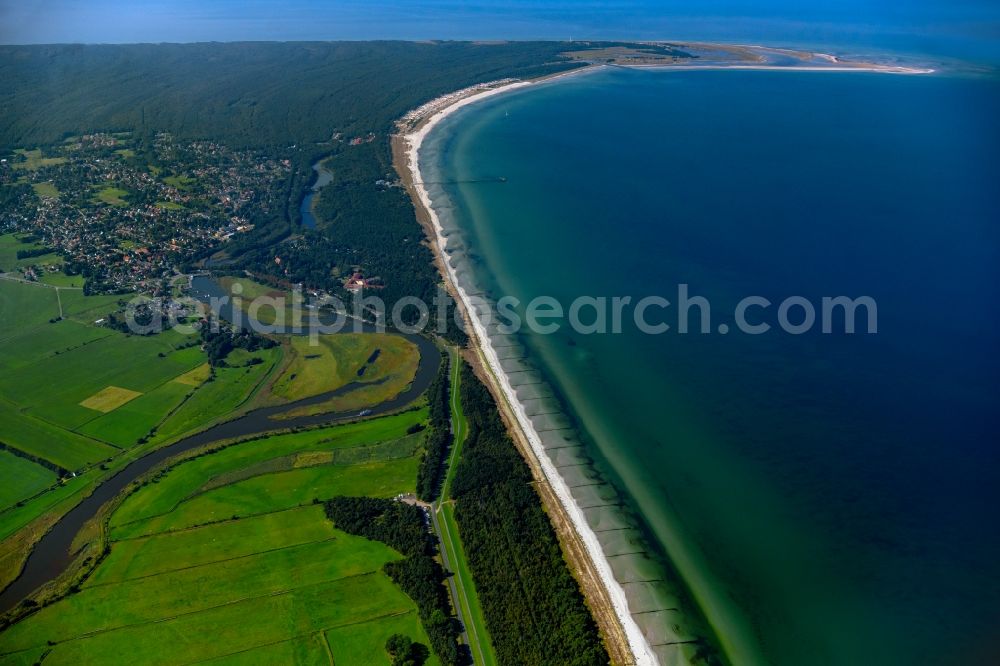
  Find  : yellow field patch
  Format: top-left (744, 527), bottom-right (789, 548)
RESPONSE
top-left (294, 451), bottom-right (335, 468)
top-left (79, 386), bottom-right (143, 413)
top-left (173, 363), bottom-right (211, 387)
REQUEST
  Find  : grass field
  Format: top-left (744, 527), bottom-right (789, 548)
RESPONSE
top-left (31, 182), bottom-right (59, 199)
top-left (92, 185), bottom-right (128, 206)
top-left (0, 277), bottom-right (277, 483)
top-left (173, 362), bottom-right (211, 386)
top-left (11, 149), bottom-right (67, 171)
top-left (0, 472), bottom-right (92, 542)
top-left (111, 410), bottom-right (425, 538)
top-left (76, 381), bottom-right (192, 447)
top-left (1, 329), bottom-right (203, 429)
top-left (0, 408), bottom-right (440, 666)
top-left (0, 450), bottom-right (56, 511)
top-left (268, 334), bottom-right (420, 422)
top-left (0, 401), bottom-right (119, 470)
top-left (163, 174), bottom-right (196, 190)
top-left (38, 272), bottom-right (85, 288)
top-left (0, 234), bottom-right (62, 273)
top-left (154, 200), bottom-right (185, 210)
top-left (145, 351), bottom-right (281, 446)
top-left (57, 289), bottom-right (123, 322)
top-left (0, 278), bottom-right (59, 338)
top-left (271, 334), bottom-right (417, 403)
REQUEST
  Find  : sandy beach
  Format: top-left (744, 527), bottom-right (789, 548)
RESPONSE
top-left (396, 68), bottom-right (660, 666)
top-left (625, 63), bottom-right (935, 74)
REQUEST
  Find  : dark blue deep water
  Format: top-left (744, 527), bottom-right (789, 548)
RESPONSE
top-left (425, 68), bottom-right (1000, 664)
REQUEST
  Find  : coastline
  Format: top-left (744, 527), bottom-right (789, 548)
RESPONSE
top-left (394, 67), bottom-right (660, 666)
top-left (391, 53), bottom-right (936, 666)
top-left (623, 63), bottom-right (935, 74)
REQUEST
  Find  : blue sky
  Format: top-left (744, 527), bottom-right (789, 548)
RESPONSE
top-left (1, 1), bottom-right (997, 61)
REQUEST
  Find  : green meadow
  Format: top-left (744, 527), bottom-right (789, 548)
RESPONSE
top-left (0, 276), bottom-right (455, 665)
top-left (0, 277), bottom-right (279, 506)
top-left (0, 473), bottom-right (92, 542)
top-left (38, 272), bottom-right (84, 288)
top-left (0, 234), bottom-right (62, 273)
top-left (0, 450), bottom-right (56, 509)
top-left (11, 149), bottom-right (67, 171)
top-left (30, 182), bottom-right (59, 199)
top-left (92, 185), bottom-right (129, 206)
top-left (109, 411), bottom-right (424, 537)
top-left (0, 410), bottom-right (439, 666)
top-left (0, 278), bottom-right (61, 337)
top-left (163, 174), bottom-right (196, 190)
top-left (271, 333), bottom-right (418, 403)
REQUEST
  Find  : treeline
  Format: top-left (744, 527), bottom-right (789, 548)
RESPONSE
top-left (450, 363), bottom-right (609, 665)
top-left (200, 322), bottom-right (277, 366)
top-left (0, 441), bottom-right (71, 478)
top-left (323, 497), bottom-right (465, 666)
top-left (416, 352), bottom-right (451, 502)
top-left (15, 247), bottom-right (54, 260)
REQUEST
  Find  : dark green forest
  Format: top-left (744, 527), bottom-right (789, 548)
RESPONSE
top-left (416, 353), bottom-right (452, 502)
top-left (0, 41), bottom-right (581, 151)
top-left (451, 363), bottom-right (609, 666)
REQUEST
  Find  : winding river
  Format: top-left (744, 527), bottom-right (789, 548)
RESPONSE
top-left (300, 158), bottom-right (332, 229)
top-left (0, 277), bottom-right (440, 614)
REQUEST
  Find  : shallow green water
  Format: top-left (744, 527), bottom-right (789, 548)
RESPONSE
top-left (422, 67), bottom-right (1000, 664)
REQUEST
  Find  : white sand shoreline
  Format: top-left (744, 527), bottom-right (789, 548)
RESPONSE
top-left (623, 63), bottom-right (935, 74)
top-left (400, 68), bottom-right (662, 666)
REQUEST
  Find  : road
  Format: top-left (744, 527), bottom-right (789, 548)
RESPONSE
top-left (429, 348), bottom-right (497, 666)
top-left (422, 499), bottom-right (473, 652)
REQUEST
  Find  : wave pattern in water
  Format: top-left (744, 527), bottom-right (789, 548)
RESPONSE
top-left (420, 134), bottom-right (716, 664)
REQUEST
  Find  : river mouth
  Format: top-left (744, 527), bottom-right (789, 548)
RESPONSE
top-left (0, 276), bottom-right (439, 614)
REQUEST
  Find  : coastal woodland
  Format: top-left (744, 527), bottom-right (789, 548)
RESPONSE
top-left (452, 363), bottom-right (608, 665)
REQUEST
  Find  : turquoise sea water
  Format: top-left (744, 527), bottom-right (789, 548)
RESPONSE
top-left (421, 68), bottom-right (1000, 664)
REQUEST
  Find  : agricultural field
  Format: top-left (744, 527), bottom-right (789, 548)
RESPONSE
top-left (0, 234), bottom-right (62, 273)
top-left (0, 277), bottom-right (280, 510)
top-left (0, 278), bottom-right (60, 337)
top-left (0, 410), bottom-right (439, 666)
top-left (109, 411), bottom-right (425, 537)
top-left (0, 450), bottom-right (56, 511)
top-left (38, 272), bottom-right (85, 288)
top-left (1, 328), bottom-right (205, 431)
top-left (269, 334), bottom-right (419, 417)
